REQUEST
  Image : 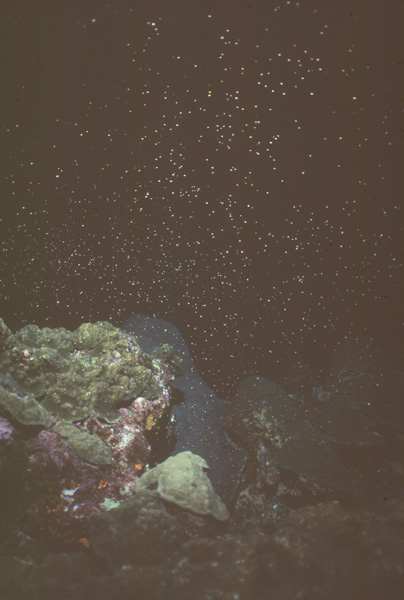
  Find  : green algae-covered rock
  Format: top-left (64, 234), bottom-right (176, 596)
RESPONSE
top-left (0, 318), bottom-right (13, 352)
top-left (0, 383), bottom-right (51, 427)
top-left (136, 451), bottom-right (230, 521)
top-left (52, 421), bottom-right (114, 465)
top-left (0, 321), bottom-right (166, 423)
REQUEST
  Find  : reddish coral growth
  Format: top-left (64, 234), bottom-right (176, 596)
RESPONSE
top-left (0, 417), bottom-right (16, 445)
top-left (20, 386), bottom-right (174, 547)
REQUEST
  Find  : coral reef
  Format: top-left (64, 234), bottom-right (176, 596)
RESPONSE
top-left (0, 317), bottom-right (183, 547)
top-left (1, 320), bottom-right (176, 422)
top-left (1, 316), bottom-right (403, 600)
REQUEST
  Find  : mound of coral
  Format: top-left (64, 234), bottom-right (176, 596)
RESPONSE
top-left (0, 317), bottom-right (183, 548)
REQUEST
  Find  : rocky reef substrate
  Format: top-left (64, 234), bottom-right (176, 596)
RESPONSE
top-left (0, 316), bottom-right (403, 600)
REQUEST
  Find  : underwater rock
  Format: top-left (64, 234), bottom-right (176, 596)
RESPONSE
top-left (2, 499), bottom-right (404, 600)
top-left (226, 375), bottom-right (303, 437)
top-left (136, 451), bottom-right (229, 520)
top-left (226, 376), bottom-right (352, 493)
top-left (90, 489), bottom-right (186, 568)
top-left (319, 376), bottom-right (404, 445)
top-left (1, 322), bottom-right (403, 600)
top-left (0, 380), bottom-right (51, 427)
top-left (324, 336), bottom-right (404, 439)
top-left (255, 501), bottom-right (404, 600)
top-left (227, 365), bottom-right (404, 501)
top-left (121, 313), bottom-right (247, 504)
top-left (223, 404), bottom-right (285, 455)
top-left (277, 435), bottom-right (350, 492)
top-left (52, 420), bottom-right (114, 466)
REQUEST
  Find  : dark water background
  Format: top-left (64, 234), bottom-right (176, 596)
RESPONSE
top-left (1, 0), bottom-right (403, 400)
